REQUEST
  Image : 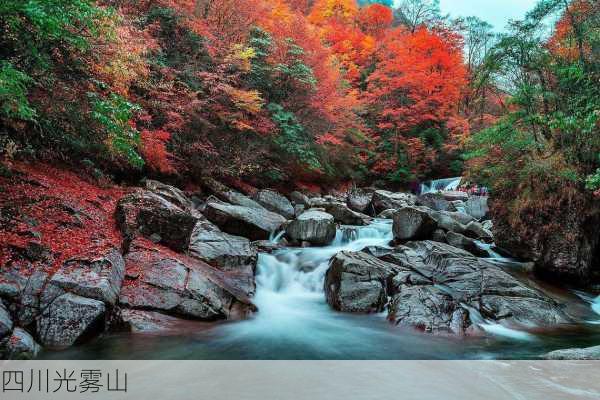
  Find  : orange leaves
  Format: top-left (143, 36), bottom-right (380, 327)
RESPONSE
top-left (357, 3), bottom-right (393, 38)
top-left (140, 130), bottom-right (176, 174)
top-left (368, 27), bottom-right (467, 133)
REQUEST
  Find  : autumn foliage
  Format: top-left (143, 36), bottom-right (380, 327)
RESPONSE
top-left (1, 0), bottom-right (475, 188)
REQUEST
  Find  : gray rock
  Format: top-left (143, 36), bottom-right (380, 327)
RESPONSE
top-left (325, 251), bottom-right (400, 312)
top-left (389, 285), bottom-right (468, 335)
top-left (188, 219), bottom-right (257, 294)
top-left (322, 201), bottom-right (371, 226)
top-left (1, 328), bottom-right (41, 359)
top-left (202, 178), bottom-right (264, 209)
top-left (145, 179), bottom-right (192, 211)
top-left (371, 190), bottom-right (416, 214)
top-left (120, 309), bottom-right (184, 333)
top-left (116, 190), bottom-right (198, 251)
top-left (464, 196), bottom-right (489, 220)
top-left (326, 241), bottom-right (571, 336)
top-left (429, 210), bottom-right (467, 234)
top-left (290, 191), bottom-right (311, 207)
top-left (203, 199), bottom-right (286, 241)
top-left (445, 211), bottom-right (476, 226)
top-left (0, 301), bottom-right (13, 338)
top-left (44, 248), bottom-right (125, 305)
top-left (464, 221), bottom-right (494, 242)
top-left (392, 206), bottom-right (438, 240)
top-left (377, 209), bottom-right (396, 219)
top-left (432, 229), bottom-right (447, 243)
top-left (119, 239), bottom-right (256, 321)
top-left (446, 231), bottom-right (490, 257)
top-left (417, 193), bottom-right (451, 211)
top-left (286, 210), bottom-right (336, 245)
top-left (543, 345), bottom-right (600, 360)
top-left (347, 188), bottom-right (374, 214)
top-left (253, 189), bottom-right (294, 219)
top-left (37, 293), bottom-right (106, 349)
top-left (482, 220), bottom-right (493, 231)
top-left (294, 204), bottom-right (305, 217)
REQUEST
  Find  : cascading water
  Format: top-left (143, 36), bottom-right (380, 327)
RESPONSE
top-left (420, 177), bottom-right (462, 194)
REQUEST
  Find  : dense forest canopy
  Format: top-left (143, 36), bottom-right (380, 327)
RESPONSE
top-left (0, 0), bottom-right (598, 196)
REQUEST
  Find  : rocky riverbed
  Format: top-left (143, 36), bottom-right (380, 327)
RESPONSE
top-left (1, 165), bottom-right (599, 359)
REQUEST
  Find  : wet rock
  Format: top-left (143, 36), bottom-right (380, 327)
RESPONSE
top-left (145, 179), bottom-right (192, 211)
top-left (202, 178), bottom-right (263, 209)
top-left (294, 204), bottom-right (305, 217)
top-left (37, 292), bottom-right (106, 349)
top-left (445, 231), bottom-right (489, 257)
top-left (286, 210), bottom-right (336, 246)
top-left (464, 221), bottom-right (494, 242)
top-left (543, 345), bottom-right (600, 360)
top-left (44, 248), bottom-right (125, 305)
top-left (432, 229), bottom-right (447, 243)
top-left (119, 239), bottom-right (256, 320)
top-left (0, 301), bottom-right (13, 338)
top-left (116, 190), bottom-right (198, 251)
top-left (392, 206), bottom-right (438, 241)
top-left (290, 191), bottom-right (311, 207)
top-left (381, 241), bottom-right (571, 331)
top-left (371, 190), bottom-right (416, 214)
top-left (1, 328), bottom-right (41, 359)
top-left (429, 210), bottom-right (466, 234)
top-left (347, 188), bottom-right (374, 214)
top-left (463, 196), bottom-right (489, 220)
top-left (482, 220), bottom-right (493, 231)
top-left (188, 219), bottom-right (257, 293)
top-left (445, 211), bottom-right (476, 226)
top-left (251, 240), bottom-right (286, 254)
top-left (389, 285), bottom-right (468, 335)
top-left (203, 199), bottom-right (286, 241)
top-left (325, 251), bottom-right (400, 313)
top-left (253, 189), bottom-right (294, 219)
top-left (120, 309), bottom-right (184, 333)
top-left (322, 201), bottom-right (371, 226)
top-left (417, 193), bottom-right (451, 211)
top-left (377, 209), bottom-right (396, 219)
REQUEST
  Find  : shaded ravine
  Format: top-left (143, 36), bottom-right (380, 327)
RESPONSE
top-left (41, 219), bottom-right (600, 360)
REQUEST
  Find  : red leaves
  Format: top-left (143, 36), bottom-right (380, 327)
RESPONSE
top-left (140, 130), bottom-right (176, 175)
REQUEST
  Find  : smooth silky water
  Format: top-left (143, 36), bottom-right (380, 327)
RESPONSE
top-left (41, 219), bottom-right (600, 360)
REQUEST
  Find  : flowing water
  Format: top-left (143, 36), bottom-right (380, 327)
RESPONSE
top-left (42, 220), bottom-right (600, 360)
top-left (420, 177), bottom-right (462, 194)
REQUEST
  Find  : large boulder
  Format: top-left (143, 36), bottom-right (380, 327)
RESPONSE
top-left (119, 239), bottom-right (256, 320)
top-left (392, 206), bottom-right (438, 240)
top-left (188, 219), bottom-right (257, 294)
top-left (440, 191), bottom-right (469, 202)
top-left (325, 251), bottom-right (400, 313)
top-left (417, 193), bottom-right (451, 211)
top-left (203, 199), bottom-right (286, 241)
top-left (322, 201), bottom-right (371, 226)
top-left (43, 248), bottom-right (125, 305)
top-left (286, 210), bottom-right (336, 245)
top-left (382, 241), bottom-right (571, 333)
top-left (429, 210), bottom-right (467, 234)
top-left (37, 292), bottom-right (106, 349)
top-left (371, 190), bottom-right (416, 214)
top-left (543, 345), bottom-right (600, 360)
top-left (347, 188), bottom-right (374, 214)
top-left (116, 190), bottom-right (197, 251)
top-left (0, 328), bottom-right (41, 359)
top-left (144, 179), bottom-right (192, 211)
top-left (253, 189), bottom-right (294, 219)
top-left (324, 241), bottom-right (571, 336)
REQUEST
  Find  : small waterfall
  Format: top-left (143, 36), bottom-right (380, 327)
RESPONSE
top-left (420, 177), bottom-right (462, 194)
top-left (593, 296), bottom-right (600, 316)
